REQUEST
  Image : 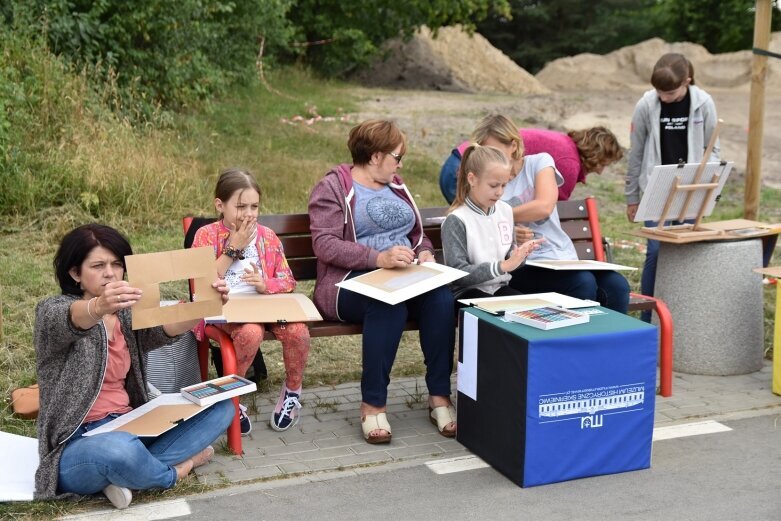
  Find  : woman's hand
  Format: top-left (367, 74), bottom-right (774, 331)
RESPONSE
top-left (95, 281), bottom-right (143, 316)
top-left (500, 238), bottom-right (544, 273)
top-left (240, 262), bottom-right (267, 293)
top-left (228, 215), bottom-right (257, 250)
top-left (417, 250), bottom-right (435, 263)
top-left (626, 204), bottom-right (639, 223)
top-left (377, 245), bottom-right (416, 269)
top-left (514, 225), bottom-right (534, 244)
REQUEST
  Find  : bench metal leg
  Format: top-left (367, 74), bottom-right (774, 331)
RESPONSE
top-left (203, 325), bottom-right (243, 456)
top-left (631, 293), bottom-right (674, 397)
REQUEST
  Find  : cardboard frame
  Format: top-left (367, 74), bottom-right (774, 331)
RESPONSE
top-left (125, 246), bottom-right (222, 330)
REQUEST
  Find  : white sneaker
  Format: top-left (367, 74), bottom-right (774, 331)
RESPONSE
top-left (103, 484), bottom-right (132, 509)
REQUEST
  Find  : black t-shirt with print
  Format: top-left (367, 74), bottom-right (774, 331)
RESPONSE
top-left (659, 89), bottom-right (690, 165)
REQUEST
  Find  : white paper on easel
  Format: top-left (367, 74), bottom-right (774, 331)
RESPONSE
top-left (336, 262), bottom-right (468, 305)
top-left (0, 431), bottom-right (38, 501)
top-left (457, 312), bottom-right (479, 401)
top-left (635, 161), bottom-right (733, 222)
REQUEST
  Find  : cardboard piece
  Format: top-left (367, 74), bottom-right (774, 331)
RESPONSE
top-left (206, 293), bottom-right (322, 323)
top-left (125, 247), bottom-right (222, 330)
top-left (458, 292), bottom-right (599, 314)
top-left (336, 262), bottom-right (468, 305)
top-left (84, 394), bottom-right (208, 437)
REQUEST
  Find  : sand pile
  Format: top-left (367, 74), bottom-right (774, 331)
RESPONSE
top-left (536, 33), bottom-right (781, 92)
top-left (354, 25), bottom-right (549, 95)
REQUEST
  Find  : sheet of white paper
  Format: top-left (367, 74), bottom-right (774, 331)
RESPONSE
top-left (458, 292), bottom-right (599, 310)
top-left (335, 262), bottom-right (468, 305)
top-left (83, 394), bottom-right (199, 437)
top-left (457, 313), bottom-right (478, 401)
top-left (524, 259), bottom-right (637, 271)
top-left (0, 431), bottom-right (39, 501)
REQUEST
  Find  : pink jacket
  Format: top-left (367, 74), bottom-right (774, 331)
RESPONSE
top-left (192, 220), bottom-right (297, 294)
top-left (307, 164), bottom-right (433, 321)
top-left (457, 128), bottom-right (585, 201)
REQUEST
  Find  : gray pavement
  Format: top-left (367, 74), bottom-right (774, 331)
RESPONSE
top-left (193, 360), bottom-right (781, 486)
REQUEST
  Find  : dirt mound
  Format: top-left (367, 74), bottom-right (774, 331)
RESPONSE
top-left (536, 33), bottom-right (781, 92)
top-left (353, 25), bottom-right (549, 95)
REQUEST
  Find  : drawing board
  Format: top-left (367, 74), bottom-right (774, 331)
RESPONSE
top-left (336, 262), bottom-right (467, 305)
top-left (635, 161), bottom-right (733, 223)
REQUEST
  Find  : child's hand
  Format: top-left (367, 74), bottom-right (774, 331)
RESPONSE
top-left (500, 239), bottom-right (544, 273)
top-left (228, 215), bottom-right (257, 250)
top-left (241, 262), bottom-right (267, 293)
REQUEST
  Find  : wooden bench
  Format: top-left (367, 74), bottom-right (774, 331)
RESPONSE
top-left (184, 196), bottom-right (674, 454)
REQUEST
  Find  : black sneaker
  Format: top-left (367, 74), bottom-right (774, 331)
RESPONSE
top-left (238, 404), bottom-right (252, 436)
top-left (270, 386), bottom-right (302, 432)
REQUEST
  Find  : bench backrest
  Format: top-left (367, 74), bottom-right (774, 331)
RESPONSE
top-left (183, 198), bottom-right (605, 282)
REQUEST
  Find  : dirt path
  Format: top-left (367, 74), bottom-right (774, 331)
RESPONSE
top-left (353, 86), bottom-right (781, 189)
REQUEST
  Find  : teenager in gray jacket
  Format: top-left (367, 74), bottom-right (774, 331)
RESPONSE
top-left (624, 53), bottom-right (719, 320)
top-left (34, 224), bottom-right (233, 509)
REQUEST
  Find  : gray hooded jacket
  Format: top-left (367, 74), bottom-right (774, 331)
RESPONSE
top-left (625, 85), bottom-right (720, 205)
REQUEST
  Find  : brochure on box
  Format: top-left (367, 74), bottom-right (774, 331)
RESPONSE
top-left (458, 292), bottom-right (599, 315)
top-left (180, 375), bottom-right (257, 407)
top-left (504, 306), bottom-right (589, 330)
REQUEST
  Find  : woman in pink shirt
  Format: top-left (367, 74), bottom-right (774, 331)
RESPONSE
top-left (440, 126), bottom-right (623, 203)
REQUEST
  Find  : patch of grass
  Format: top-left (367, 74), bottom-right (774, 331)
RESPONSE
top-left (405, 380), bottom-right (425, 409)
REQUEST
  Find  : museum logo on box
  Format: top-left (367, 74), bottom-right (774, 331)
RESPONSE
top-left (537, 383), bottom-right (646, 430)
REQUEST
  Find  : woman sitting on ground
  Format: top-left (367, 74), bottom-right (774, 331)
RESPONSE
top-left (34, 224), bottom-right (234, 509)
top-left (308, 119), bottom-right (457, 444)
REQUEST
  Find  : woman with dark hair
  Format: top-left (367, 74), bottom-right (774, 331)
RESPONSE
top-left (34, 224), bottom-right (233, 509)
top-left (308, 119), bottom-right (456, 444)
top-left (625, 52), bottom-right (719, 320)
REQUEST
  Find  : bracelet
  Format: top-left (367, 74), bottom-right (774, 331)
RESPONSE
top-left (223, 245), bottom-right (245, 260)
top-left (86, 297), bottom-right (101, 321)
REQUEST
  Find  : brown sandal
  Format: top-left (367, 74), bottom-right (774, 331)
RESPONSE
top-left (429, 405), bottom-right (457, 438)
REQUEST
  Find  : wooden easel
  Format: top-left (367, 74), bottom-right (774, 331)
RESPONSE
top-left (641, 119), bottom-right (724, 239)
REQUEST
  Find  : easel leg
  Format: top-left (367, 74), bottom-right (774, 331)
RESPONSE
top-left (774, 284), bottom-right (781, 396)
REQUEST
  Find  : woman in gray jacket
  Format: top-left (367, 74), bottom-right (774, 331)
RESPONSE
top-left (34, 224), bottom-right (233, 509)
top-left (624, 53), bottom-right (719, 320)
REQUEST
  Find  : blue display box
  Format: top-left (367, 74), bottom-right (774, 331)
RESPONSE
top-left (456, 307), bottom-right (658, 487)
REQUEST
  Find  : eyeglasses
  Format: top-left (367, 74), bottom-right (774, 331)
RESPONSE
top-left (388, 152), bottom-right (403, 164)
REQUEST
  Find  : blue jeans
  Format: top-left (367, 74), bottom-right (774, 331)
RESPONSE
top-left (640, 219), bottom-right (695, 321)
top-left (509, 264), bottom-right (630, 314)
top-left (58, 399), bottom-right (234, 494)
top-left (338, 272), bottom-right (455, 407)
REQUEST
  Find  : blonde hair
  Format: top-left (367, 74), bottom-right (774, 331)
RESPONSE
top-left (449, 144), bottom-right (511, 213)
top-left (471, 115), bottom-right (524, 160)
top-left (568, 126), bottom-right (623, 173)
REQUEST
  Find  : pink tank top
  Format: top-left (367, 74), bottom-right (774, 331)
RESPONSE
top-left (84, 319), bottom-right (133, 423)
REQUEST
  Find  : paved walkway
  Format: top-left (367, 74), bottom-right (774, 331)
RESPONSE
top-left (195, 361), bottom-right (781, 486)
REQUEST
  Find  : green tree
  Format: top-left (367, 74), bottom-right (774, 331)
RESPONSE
top-left (655, 0), bottom-right (781, 53)
top-left (287, 0), bottom-right (511, 75)
top-left (3, 0), bottom-right (295, 117)
top-left (477, 0), bottom-right (659, 74)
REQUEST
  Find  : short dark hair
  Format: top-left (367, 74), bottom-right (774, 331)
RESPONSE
top-left (54, 224), bottom-right (133, 296)
top-left (347, 119), bottom-right (407, 166)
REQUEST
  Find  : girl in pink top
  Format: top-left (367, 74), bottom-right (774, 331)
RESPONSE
top-left (193, 168), bottom-right (311, 433)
